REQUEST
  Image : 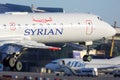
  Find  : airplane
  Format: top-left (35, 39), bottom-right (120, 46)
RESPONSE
top-left (45, 58), bottom-right (85, 71)
top-left (0, 12), bottom-right (116, 71)
top-left (84, 56), bottom-right (120, 73)
top-left (45, 58), bottom-right (85, 76)
top-left (45, 56), bottom-right (120, 74)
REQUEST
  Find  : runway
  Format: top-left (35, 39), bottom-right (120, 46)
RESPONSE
top-left (0, 71), bottom-right (120, 80)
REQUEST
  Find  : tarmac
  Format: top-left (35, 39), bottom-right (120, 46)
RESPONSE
top-left (0, 71), bottom-right (120, 80)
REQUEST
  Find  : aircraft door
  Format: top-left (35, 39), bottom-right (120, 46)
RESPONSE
top-left (9, 22), bottom-right (16, 31)
top-left (86, 20), bottom-right (93, 35)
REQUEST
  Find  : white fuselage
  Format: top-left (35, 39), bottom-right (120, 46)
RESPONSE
top-left (84, 57), bottom-right (120, 69)
top-left (45, 57), bottom-right (120, 71)
top-left (45, 58), bottom-right (85, 70)
top-left (0, 13), bottom-right (116, 43)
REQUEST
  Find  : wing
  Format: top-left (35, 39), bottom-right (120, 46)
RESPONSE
top-left (0, 36), bottom-right (61, 51)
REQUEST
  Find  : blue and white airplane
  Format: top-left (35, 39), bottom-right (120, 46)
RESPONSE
top-left (45, 56), bottom-right (120, 73)
top-left (0, 12), bottom-right (116, 71)
top-left (45, 58), bottom-right (85, 71)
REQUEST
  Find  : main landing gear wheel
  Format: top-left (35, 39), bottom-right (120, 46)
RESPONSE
top-left (9, 57), bottom-right (16, 68)
top-left (83, 55), bottom-right (92, 62)
top-left (15, 61), bottom-right (22, 71)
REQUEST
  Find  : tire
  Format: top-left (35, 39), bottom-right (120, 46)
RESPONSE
top-left (9, 57), bottom-right (16, 68)
top-left (15, 61), bottom-right (22, 71)
top-left (83, 55), bottom-right (92, 62)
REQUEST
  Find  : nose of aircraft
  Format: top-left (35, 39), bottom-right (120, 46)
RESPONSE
top-left (106, 23), bottom-right (116, 37)
top-left (109, 25), bottom-right (116, 36)
top-left (111, 27), bottom-right (116, 36)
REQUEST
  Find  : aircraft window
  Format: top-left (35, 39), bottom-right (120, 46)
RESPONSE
top-left (53, 23), bottom-right (56, 25)
top-left (78, 22), bottom-right (80, 24)
top-left (70, 23), bottom-right (72, 25)
top-left (25, 24), bottom-right (28, 26)
top-left (97, 17), bottom-right (102, 21)
top-left (18, 24), bottom-right (21, 26)
top-left (46, 23), bottom-right (50, 25)
top-left (33, 24), bottom-right (35, 26)
top-left (88, 22), bottom-right (91, 25)
top-left (60, 23), bottom-right (63, 25)
top-left (3, 24), bottom-right (6, 26)
top-left (39, 24), bottom-right (43, 26)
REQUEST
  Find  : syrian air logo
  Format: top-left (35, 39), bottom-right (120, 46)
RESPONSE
top-left (24, 28), bottom-right (64, 36)
top-left (32, 17), bottom-right (52, 23)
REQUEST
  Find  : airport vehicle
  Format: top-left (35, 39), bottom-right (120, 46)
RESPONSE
top-left (76, 68), bottom-right (98, 77)
top-left (0, 12), bottom-right (116, 71)
top-left (55, 67), bottom-right (98, 77)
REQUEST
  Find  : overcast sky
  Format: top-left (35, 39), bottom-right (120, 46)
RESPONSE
top-left (0, 0), bottom-right (120, 26)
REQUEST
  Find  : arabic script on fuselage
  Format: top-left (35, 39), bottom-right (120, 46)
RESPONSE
top-left (32, 17), bottom-right (52, 23)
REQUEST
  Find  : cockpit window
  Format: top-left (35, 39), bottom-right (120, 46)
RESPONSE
top-left (97, 17), bottom-right (103, 21)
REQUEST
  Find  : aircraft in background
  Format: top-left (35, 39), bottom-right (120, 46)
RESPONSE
top-left (84, 56), bottom-right (120, 73)
top-left (0, 12), bottom-right (116, 71)
top-left (45, 58), bottom-right (85, 71)
top-left (45, 56), bottom-right (120, 73)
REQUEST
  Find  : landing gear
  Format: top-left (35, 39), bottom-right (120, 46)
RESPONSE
top-left (83, 55), bottom-right (92, 62)
top-left (9, 57), bottom-right (16, 69)
top-left (79, 41), bottom-right (93, 62)
top-left (83, 45), bottom-right (92, 62)
top-left (2, 52), bottom-right (23, 71)
top-left (15, 61), bottom-right (22, 71)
